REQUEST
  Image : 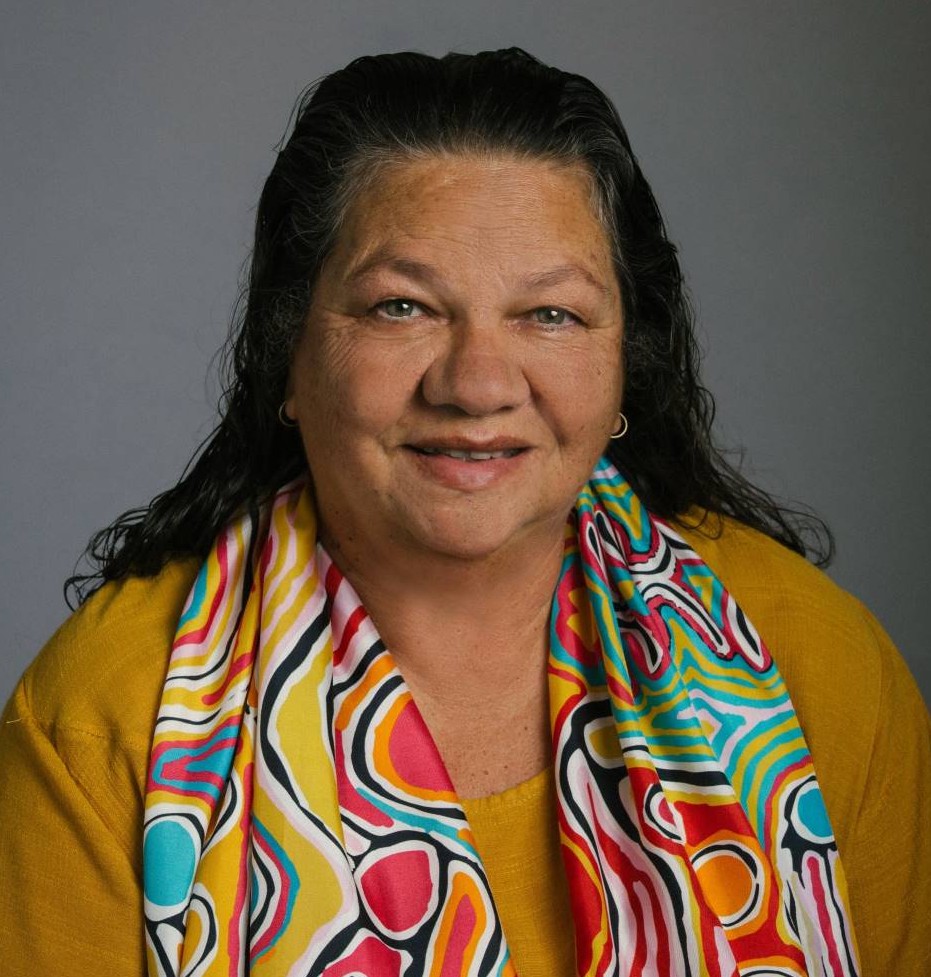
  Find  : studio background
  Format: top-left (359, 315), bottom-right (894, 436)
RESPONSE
top-left (2, 1), bottom-right (929, 707)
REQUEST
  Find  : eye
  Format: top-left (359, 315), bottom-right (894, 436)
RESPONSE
top-left (532, 307), bottom-right (581, 328)
top-left (373, 298), bottom-right (426, 320)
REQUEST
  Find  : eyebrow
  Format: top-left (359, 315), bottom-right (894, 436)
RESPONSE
top-left (343, 251), bottom-right (613, 299)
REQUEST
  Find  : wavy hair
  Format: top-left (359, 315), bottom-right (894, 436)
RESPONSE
top-left (67, 47), bottom-right (831, 605)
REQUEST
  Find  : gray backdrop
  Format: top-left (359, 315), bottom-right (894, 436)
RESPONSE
top-left (2, 1), bottom-right (929, 707)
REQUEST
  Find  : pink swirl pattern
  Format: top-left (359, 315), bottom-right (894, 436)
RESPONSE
top-left (143, 458), bottom-right (860, 975)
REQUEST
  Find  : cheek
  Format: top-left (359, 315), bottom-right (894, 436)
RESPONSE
top-left (536, 339), bottom-right (622, 444)
top-left (292, 332), bottom-right (422, 441)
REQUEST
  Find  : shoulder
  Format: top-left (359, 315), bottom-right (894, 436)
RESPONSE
top-left (12, 559), bottom-right (200, 748)
top-left (673, 508), bottom-right (842, 611)
top-left (0, 561), bottom-right (199, 967)
top-left (672, 508), bottom-right (886, 676)
top-left (672, 510), bottom-right (930, 856)
top-left (671, 508), bottom-right (895, 715)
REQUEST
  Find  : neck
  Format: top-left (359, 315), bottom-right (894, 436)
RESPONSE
top-left (319, 516), bottom-right (569, 797)
top-left (320, 519), bottom-right (566, 706)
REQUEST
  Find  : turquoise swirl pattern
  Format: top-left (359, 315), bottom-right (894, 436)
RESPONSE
top-left (143, 458), bottom-right (860, 975)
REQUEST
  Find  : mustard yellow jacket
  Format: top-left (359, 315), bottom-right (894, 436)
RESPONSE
top-left (1, 512), bottom-right (929, 975)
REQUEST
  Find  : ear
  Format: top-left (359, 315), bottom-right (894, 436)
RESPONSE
top-left (282, 365), bottom-right (297, 419)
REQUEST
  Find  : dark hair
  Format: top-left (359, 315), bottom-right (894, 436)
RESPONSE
top-left (67, 47), bottom-right (831, 606)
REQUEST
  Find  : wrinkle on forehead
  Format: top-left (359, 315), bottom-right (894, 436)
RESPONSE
top-left (322, 154), bottom-right (619, 305)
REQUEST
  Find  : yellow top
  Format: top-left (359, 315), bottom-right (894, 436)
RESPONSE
top-left (1, 512), bottom-right (929, 976)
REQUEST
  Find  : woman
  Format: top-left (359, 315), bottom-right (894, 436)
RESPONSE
top-left (1, 48), bottom-right (928, 977)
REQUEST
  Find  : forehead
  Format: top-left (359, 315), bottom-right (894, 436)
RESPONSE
top-left (327, 154), bottom-right (616, 282)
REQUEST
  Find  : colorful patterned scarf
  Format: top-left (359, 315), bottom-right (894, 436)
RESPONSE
top-left (143, 458), bottom-right (860, 976)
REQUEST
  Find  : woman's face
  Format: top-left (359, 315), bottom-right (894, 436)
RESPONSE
top-left (286, 154), bottom-right (624, 564)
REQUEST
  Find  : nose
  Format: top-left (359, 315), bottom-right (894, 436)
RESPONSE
top-left (420, 315), bottom-right (530, 416)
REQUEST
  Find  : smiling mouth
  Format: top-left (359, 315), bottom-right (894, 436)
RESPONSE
top-left (409, 447), bottom-right (525, 461)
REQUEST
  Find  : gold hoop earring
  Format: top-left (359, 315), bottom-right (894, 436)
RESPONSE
top-left (278, 402), bottom-right (298, 428)
top-left (609, 412), bottom-right (628, 440)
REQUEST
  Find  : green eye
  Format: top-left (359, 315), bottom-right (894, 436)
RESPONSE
top-left (379, 299), bottom-right (420, 318)
top-left (534, 307), bottom-right (576, 327)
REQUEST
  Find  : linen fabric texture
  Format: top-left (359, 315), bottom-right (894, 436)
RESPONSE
top-left (2, 498), bottom-right (928, 976)
top-left (142, 459), bottom-right (860, 976)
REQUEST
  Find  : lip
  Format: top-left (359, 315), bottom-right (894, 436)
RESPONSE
top-left (406, 436), bottom-right (531, 453)
top-left (402, 440), bottom-right (532, 491)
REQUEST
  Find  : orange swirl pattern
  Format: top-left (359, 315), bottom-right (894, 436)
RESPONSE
top-left (143, 458), bottom-right (860, 975)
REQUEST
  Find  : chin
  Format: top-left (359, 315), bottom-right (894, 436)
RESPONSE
top-left (428, 537), bottom-right (513, 563)
top-left (409, 526), bottom-right (510, 562)
top-left (404, 506), bottom-right (552, 563)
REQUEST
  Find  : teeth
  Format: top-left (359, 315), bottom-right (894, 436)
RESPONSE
top-left (418, 448), bottom-right (521, 460)
top-left (449, 450), bottom-right (501, 460)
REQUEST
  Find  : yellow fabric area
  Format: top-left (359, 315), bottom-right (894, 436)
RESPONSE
top-left (460, 768), bottom-right (575, 977)
top-left (1, 512), bottom-right (930, 975)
